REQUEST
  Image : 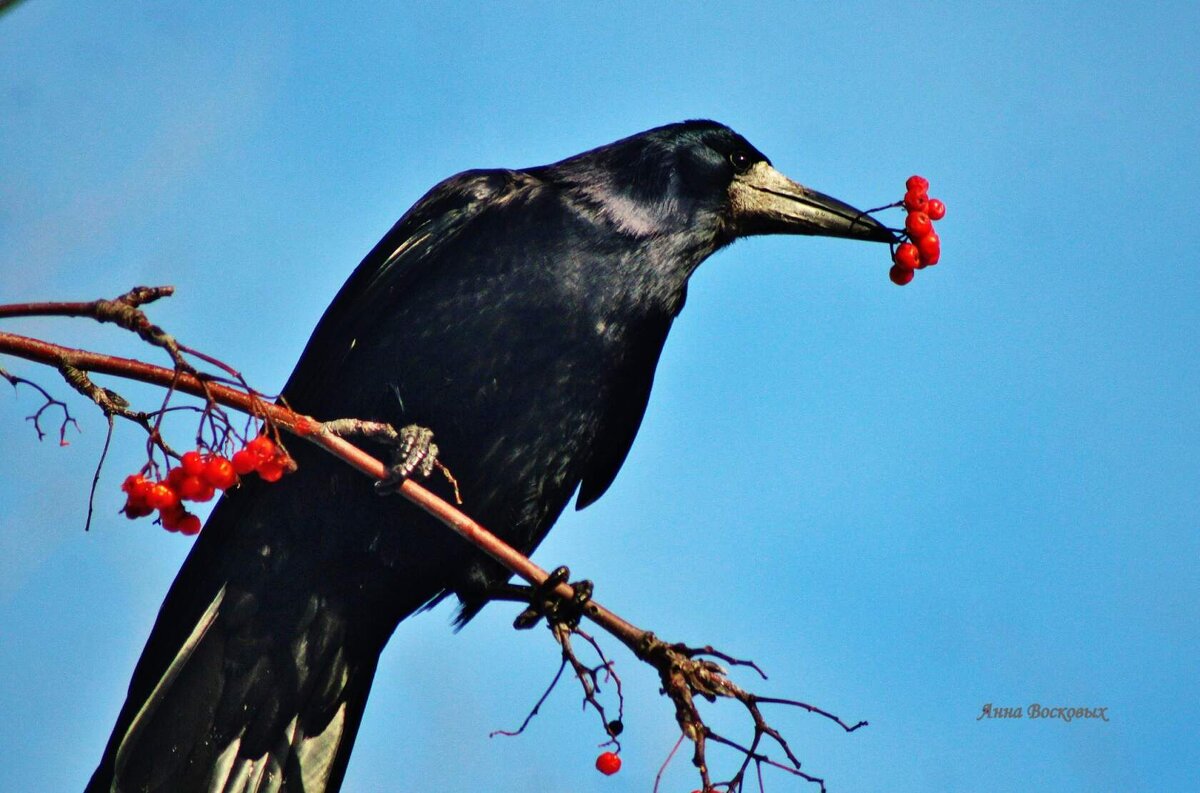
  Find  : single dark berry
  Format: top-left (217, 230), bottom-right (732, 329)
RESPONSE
top-left (606, 719), bottom-right (624, 737)
top-left (122, 498), bottom-right (154, 519)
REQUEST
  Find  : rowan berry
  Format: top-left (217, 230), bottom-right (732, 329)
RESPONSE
top-left (203, 456), bottom-right (238, 490)
top-left (147, 483), bottom-right (180, 512)
top-left (257, 459), bottom-right (286, 483)
top-left (122, 474), bottom-right (153, 501)
top-left (166, 466), bottom-right (189, 490)
top-left (889, 264), bottom-right (915, 286)
top-left (122, 498), bottom-right (154, 519)
top-left (159, 504), bottom-right (186, 532)
top-left (926, 198), bottom-right (946, 220)
top-left (595, 751), bottom-right (621, 776)
top-left (246, 436), bottom-right (277, 466)
top-left (917, 232), bottom-right (941, 266)
top-left (902, 189), bottom-right (929, 213)
top-left (905, 211), bottom-right (933, 239)
top-left (176, 474), bottom-right (208, 501)
top-left (906, 175), bottom-right (929, 193)
top-left (181, 451), bottom-right (206, 477)
top-left (178, 513), bottom-right (202, 536)
top-left (893, 242), bottom-right (920, 270)
top-left (231, 448), bottom-right (258, 475)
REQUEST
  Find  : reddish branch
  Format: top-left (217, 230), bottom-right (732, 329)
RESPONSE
top-left (0, 325), bottom-right (646, 628)
top-left (0, 288), bottom-right (865, 792)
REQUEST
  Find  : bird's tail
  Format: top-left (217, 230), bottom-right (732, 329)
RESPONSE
top-left (86, 575), bottom-right (381, 793)
top-left (85, 467), bottom-right (414, 793)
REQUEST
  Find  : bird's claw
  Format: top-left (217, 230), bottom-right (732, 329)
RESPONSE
top-left (513, 565), bottom-right (595, 631)
top-left (374, 424), bottom-right (439, 493)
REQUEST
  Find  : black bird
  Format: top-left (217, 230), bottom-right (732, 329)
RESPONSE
top-left (87, 120), bottom-right (893, 793)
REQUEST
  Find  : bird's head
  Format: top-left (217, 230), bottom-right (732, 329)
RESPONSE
top-left (544, 119), bottom-right (896, 246)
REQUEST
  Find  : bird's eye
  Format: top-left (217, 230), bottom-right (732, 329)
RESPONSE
top-left (729, 151), bottom-right (754, 172)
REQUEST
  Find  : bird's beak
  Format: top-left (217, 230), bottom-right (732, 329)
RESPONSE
top-left (728, 161), bottom-right (896, 243)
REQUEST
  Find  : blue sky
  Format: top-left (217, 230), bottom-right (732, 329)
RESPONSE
top-left (1, 2), bottom-right (1197, 791)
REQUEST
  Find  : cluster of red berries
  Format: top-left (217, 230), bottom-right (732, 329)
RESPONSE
top-left (121, 436), bottom-right (288, 535)
top-left (230, 435), bottom-right (290, 482)
top-left (594, 751), bottom-right (621, 776)
top-left (889, 175), bottom-right (946, 286)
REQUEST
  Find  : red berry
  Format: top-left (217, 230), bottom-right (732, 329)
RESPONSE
top-left (176, 474), bottom-right (208, 501)
top-left (178, 513), bottom-right (202, 536)
top-left (902, 189), bottom-right (929, 212)
top-left (231, 449), bottom-right (258, 475)
top-left (246, 436), bottom-right (277, 466)
top-left (122, 497), bottom-right (154, 519)
top-left (889, 264), bottom-right (915, 286)
top-left (121, 473), bottom-right (155, 518)
top-left (122, 474), bottom-right (154, 501)
top-left (146, 482), bottom-right (180, 511)
top-left (159, 504), bottom-right (186, 532)
top-left (926, 198), bottom-right (946, 220)
top-left (905, 211), bottom-right (933, 239)
top-left (181, 451), bottom-right (206, 477)
top-left (906, 175), bottom-right (929, 193)
top-left (257, 459), bottom-right (286, 483)
top-left (595, 751), bottom-right (621, 776)
top-left (195, 480), bottom-right (216, 502)
top-left (122, 473), bottom-right (147, 494)
top-left (893, 242), bottom-right (920, 270)
top-left (166, 467), bottom-right (189, 490)
top-left (917, 232), bottom-right (941, 266)
top-left (203, 456), bottom-right (238, 490)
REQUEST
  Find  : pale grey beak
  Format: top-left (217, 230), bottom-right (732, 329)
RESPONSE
top-left (729, 161), bottom-right (896, 243)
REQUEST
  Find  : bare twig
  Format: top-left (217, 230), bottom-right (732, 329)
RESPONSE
top-left (489, 657), bottom-right (569, 738)
top-left (2, 365), bottom-right (80, 445)
top-left (653, 733), bottom-right (687, 793)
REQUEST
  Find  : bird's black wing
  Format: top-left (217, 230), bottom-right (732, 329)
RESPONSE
top-left (88, 168), bottom-right (546, 793)
top-left (284, 168), bottom-right (544, 413)
top-left (575, 311), bottom-right (672, 508)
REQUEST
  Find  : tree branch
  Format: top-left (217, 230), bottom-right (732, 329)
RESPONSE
top-left (2, 288), bottom-right (865, 791)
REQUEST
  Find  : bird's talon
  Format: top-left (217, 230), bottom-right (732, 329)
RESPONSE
top-left (375, 424), bottom-right (438, 493)
top-left (511, 566), bottom-right (593, 630)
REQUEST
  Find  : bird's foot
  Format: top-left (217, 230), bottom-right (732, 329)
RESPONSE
top-left (512, 565), bottom-right (595, 631)
top-left (321, 419), bottom-right (459, 501)
top-left (374, 424), bottom-right (439, 492)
